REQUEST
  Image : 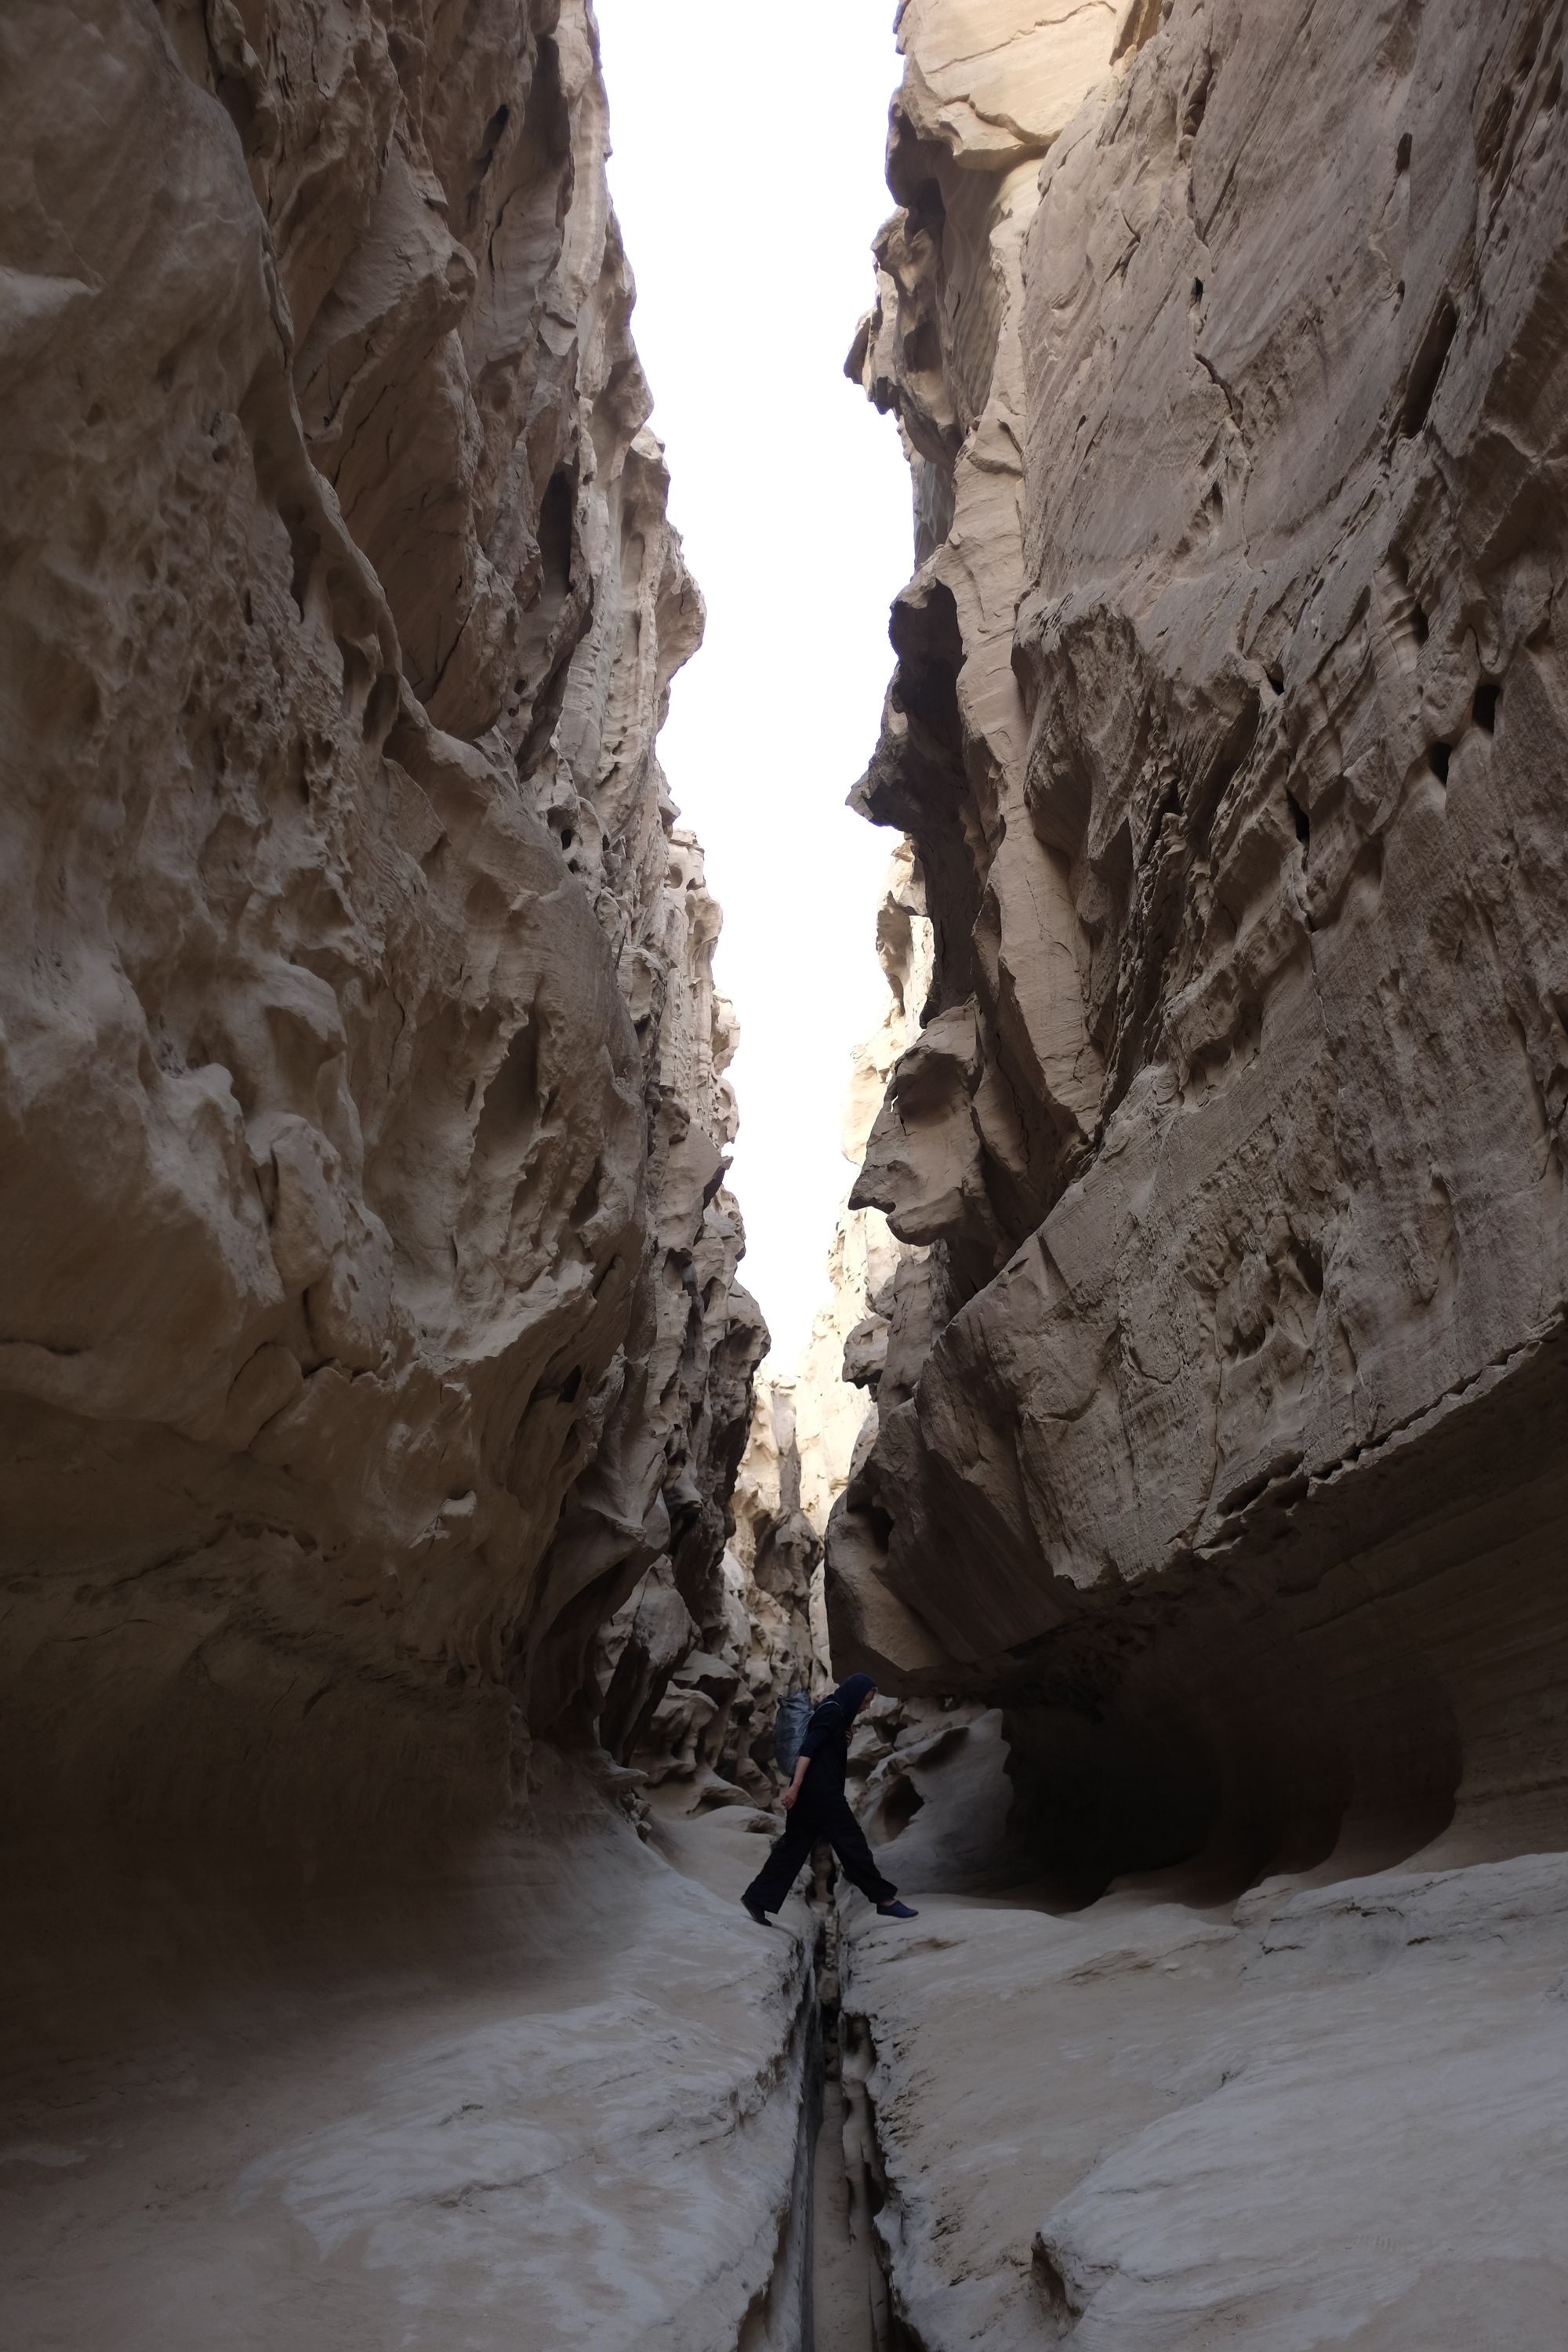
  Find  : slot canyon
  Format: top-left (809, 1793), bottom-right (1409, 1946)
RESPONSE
top-left (4, 0), bottom-right (1568, 2344)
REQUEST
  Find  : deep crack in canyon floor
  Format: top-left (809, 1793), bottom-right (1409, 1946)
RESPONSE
top-left (6, 0), bottom-right (1568, 2341)
top-left (828, 1860), bottom-right (1568, 2350)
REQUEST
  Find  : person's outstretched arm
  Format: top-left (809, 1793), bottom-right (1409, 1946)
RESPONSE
top-left (781, 1755), bottom-right (810, 1809)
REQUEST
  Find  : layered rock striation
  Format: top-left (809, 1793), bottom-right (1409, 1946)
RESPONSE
top-left (835, 0), bottom-right (1568, 1890)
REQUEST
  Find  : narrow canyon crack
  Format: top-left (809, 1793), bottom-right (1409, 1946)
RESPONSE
top-left (5, 0), bottom-right (1568, 2347)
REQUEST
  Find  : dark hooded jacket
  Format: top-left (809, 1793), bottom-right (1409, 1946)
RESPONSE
top-left (794, 1675), bottom-right (876, 1807)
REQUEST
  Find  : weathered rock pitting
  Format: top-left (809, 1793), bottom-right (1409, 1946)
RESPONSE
top-left (0, 6), bottom-right (808, 2347)
top-left (11, 1), bottom-right (1568, 2344)
top-left (835, 0), bottom-right (1568, 1887)
top-left (0, 0), bottom-right (759, 1839)
top-left (815, 2), bottom-right (1568, 2343)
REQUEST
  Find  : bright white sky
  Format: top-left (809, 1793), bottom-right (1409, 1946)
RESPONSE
top-left (593, 1), bottom-right (911, 1370)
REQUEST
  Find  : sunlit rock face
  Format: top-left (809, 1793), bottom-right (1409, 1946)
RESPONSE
top-left (0, 0), bottom-right (757, 1835)
top-left (818, 6), bottom-right (1568, 2343)
top-left (761, 842), bottom-right (935, 1564)
top-left (0, 9), bottom-right (797, 2346)
top-left (837, 0), bottom-right (1568, 1884)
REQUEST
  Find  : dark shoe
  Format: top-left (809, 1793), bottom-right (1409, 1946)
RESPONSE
top-left (876, 1900), bottom-right (919, 1919)
top-left (742, 1896), bottom-right (770, 1924)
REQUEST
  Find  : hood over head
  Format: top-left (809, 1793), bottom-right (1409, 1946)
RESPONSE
top-left (830, 1673), bottom-right (877, 1719)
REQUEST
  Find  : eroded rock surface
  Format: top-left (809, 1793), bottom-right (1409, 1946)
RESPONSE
top-left (837, 0), bottom-right (1568, 1880)
top-left (836, 1859), bottom-right (1568, 2350)
top-left (1, 0), bottom-right (763, 1849)
top-left (4, 1770), bottom-right (817, 2352)
top-left (0, 5), bottom-right (796, 2343)
top-left (788, 843), bottom-right (935, 1537)
top-left (819, 0), bottom-right (1568, 2341)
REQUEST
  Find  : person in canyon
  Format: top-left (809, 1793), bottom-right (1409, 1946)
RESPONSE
top-left (742, 1673), bottom-right (918, 1924)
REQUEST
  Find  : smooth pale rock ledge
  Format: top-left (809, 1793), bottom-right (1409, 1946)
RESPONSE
top-left (838, 1853), bottom-right (1568, 2349)
top-left (0, 1780), bottom-right (817, 2352)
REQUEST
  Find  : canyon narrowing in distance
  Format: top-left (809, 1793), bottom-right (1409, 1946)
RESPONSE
top-left (3, 2), bottom-right (1568, 2348)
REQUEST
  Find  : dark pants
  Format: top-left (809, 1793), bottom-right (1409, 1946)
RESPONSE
top-left (744, 1795), bottom-right (898, 1914)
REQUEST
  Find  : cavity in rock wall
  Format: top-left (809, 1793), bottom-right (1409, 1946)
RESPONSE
top-left (1, 12), bottom-right (822, 2349)
top-left (0, 0), bottom-right (765, 1847)
top-left (832, 0), bottom-right (1568, 1894)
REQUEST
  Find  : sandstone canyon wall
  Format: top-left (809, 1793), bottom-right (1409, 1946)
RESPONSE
top-left (0, 0), bottom-right (769, 1837)
top-left (10, 1), bottom-right (1568, 2347)
top-left (837, 0), bottom-right (1568, 1889)
top-left (817, 0), bottom-right (1568, 2343)
top-left (0, 7), bottom-right (811, 2347)
top-left (784, 842), bottom-right (936, 1538)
